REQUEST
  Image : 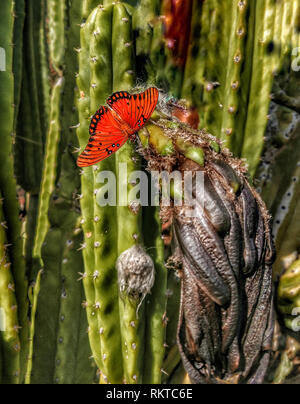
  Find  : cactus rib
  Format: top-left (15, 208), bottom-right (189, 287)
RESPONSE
top-left (32, 76), bottom-right (64, 271)
top-left (0, 195), bottom-right (21, 384)
top-left (76, 4), bottom-right (102, 371)
top-left (0, 0), bottom-right (29, 382)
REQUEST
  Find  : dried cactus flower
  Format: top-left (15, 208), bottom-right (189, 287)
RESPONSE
top-left (117, 245), bottom-right (155, 299)
top-left (139, 113), bottom-right (276, 384)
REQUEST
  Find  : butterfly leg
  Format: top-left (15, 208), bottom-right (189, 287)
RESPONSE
top-left (129, 132), bottom-right (144, 151)
top-left (129, 133), bottom-right (137, 143)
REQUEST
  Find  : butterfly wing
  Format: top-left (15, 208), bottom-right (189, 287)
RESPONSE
top-left (77, 106), bottom-right (128, 167)
top-left (106, 87), bottom-right (159, 132)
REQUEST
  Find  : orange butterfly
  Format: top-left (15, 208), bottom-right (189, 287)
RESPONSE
top-left (77, 87), bottom-right (159, 167)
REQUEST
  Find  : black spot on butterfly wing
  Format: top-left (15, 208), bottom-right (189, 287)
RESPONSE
top-left (89, 106), bottom-right (108, 134)
top-left (107, 91), bottom-right (130, 106)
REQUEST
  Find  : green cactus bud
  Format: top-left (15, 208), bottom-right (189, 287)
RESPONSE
top-left (278, 260), bottom-right (300, 331)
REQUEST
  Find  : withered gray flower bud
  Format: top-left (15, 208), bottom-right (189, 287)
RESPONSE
top-left (117, 245), bottom-right (155, 299)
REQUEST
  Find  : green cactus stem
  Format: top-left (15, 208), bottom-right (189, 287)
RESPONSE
top-left (162, 0), bottom-right (193, 99)
top-left (30, 227), bottom-right (63, 384)
top-left (15, 70), bottom-right (43, 194)
top-left (89, 4), bottom-right (124, 384)
top-left (142, 207), bottom-right (168, 384)
top-left (29, 148), bottom-right (96, 384)
top-left (272, 165), bottom-right (300, 278)
top-left (273, 336), bottom-right (300, 384)
top-left (258, 106), bottom-right (300, 213)
top-left (53, 225), bottom-right (96, 385)
top-left (34, 0), bottom-right (50, 141)
top-left (24, 194), bottom-right (39, 281)
top-left (0, 195), bottom-right (21, 384)
top-left (241, 0), bottom-right (281, 176)
top-left (15, 0), bottom-right (46, 194)
top-left (162, 345), bottom-right (181, 383)
top-left (27, 0), bottom-right (96, 384)
top-left (25, 270), bottom-right (42, 384)
top-left (148, 6), bottom-right (166, 89)
top-left (219, 0), bottom-right (249, 152)
top-left (12, 0), bottom-right (25, 133)
top-left (47, 0), bottom-right (66, 74)
top-left (82, 0), bottom-right (103, 21)
top-left (76, 4), bottom-right (102, 371)
top-left (112, 3), bottom-right (147, 384)
top-left (181, 0), bottom-right (214, 129)
top-left (32, 76), bottom-right (64, 272)
top-left (39, 0), bottom-right (51, 141)
top-left (258, 120), bottom-right (300, 279)
top-left (29, 146), bottom-right (94, 383)
top-left (203, 0), bottom-right (231, 136)
top-left (180, 0), bottom-right (205, 109)
top-left (133, 0), bottom-right (160, 63)
top-left (0, 0), bottom-right (28, 381)
top-left (180, 0), bottom-right (300, 179)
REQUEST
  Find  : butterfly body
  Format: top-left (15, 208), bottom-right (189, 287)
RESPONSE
top-left (77, 87), bottom-right (159, 167)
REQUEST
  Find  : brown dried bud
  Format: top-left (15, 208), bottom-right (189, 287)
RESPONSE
top-left (174, 158), bottom-right (276, 384)
top-left (139, 111), bottom-right (276, 384)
